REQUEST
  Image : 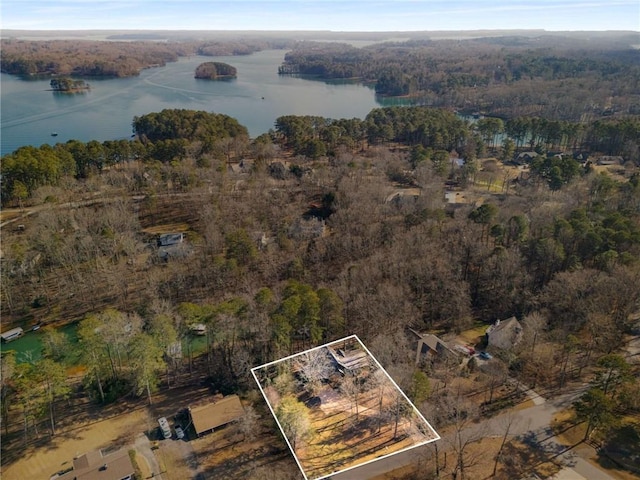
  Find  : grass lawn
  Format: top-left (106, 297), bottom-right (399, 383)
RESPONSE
top-left (457, 324), bottom-right (488, 347)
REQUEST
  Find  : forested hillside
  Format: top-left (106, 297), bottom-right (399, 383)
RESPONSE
top-left (0, 38), bottom-right (290, 77)
top-left (1, 101), bottom-right (639, 478)
top-left (279, 34), bottom-right (640, 120)
top-left (2, 105), bottom-right (638, 348)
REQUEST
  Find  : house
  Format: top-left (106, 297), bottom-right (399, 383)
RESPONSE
top-left (573, 153), bottom-right (590, 165)
top-left (189, 395), bottom-right (245, 437)
top-left (1, 327), bottom-right (24, 342)
top-left (156, 233), bottom-right (191, 261)
top-left (157, 233), bottom-right (184, 247)
top-left (597, 156), bottom-right (623, 166)
top-left (408, 329), bottom-right (458, 365)
top-left (327, 343), bottom-right (370, 372)
top-left (513, 151), bottom-right (539, 165)
top-left (449, 151), bottom-right (465, 168)
top-left (486, 317), bottom-right (523, 350)
top-left (56, 448), bottom-right (135, 480)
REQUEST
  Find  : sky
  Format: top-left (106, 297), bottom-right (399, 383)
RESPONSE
top-left (2, 0), bottom-right (639, 32)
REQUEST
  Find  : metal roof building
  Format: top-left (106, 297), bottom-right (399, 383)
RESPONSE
top-left (189, 395), bottom-right (244, 436)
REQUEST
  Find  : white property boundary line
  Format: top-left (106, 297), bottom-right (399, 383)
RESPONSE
top-left (251, 334), bottom-right (440, 480)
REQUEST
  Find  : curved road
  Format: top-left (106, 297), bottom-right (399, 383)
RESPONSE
top-left (332, 384), bottom-right (616, 480)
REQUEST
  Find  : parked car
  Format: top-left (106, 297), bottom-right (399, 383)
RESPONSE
top-left (479, 351), bottom-right (492, 360)
top-left (175, 425), bottom-right (185, 440)
top-left (454, 344), bottom-right (474, 356)
top-left (158, 417), bottom-right (171, 439)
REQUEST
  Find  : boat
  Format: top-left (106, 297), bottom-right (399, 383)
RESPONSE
top-left (51, 132), bottom-right (58, 137)
top-left (1, 327), bottom-right (24, 342)
top-left (188, 323), bottom-right (207, 336)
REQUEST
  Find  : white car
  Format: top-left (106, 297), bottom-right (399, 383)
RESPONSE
top-left (158, 417), bottom-right (171, 439)
top-left (175, 425), bottom-right (185, 440)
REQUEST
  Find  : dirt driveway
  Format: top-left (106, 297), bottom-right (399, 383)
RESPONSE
top-left (2, 408), bottom-right (149, 480)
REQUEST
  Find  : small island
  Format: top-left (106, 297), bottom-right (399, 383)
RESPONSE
top-left (194, 61), bottom-right (237, 80)
top-left (50, 77), bottom-right (90, 93)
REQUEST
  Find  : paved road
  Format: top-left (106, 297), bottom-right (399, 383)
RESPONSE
top-left (332, 384), bottom-right (616, 480)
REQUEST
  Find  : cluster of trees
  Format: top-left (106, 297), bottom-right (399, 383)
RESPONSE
top-left (504, 116), bottom-right (640, 155)
top-left (573, 354), bottom-right (637, 441)
top-left (4, 132), bottom-right (637, 339)
top-left (194, 62), bottom-right (237, 79)
top-left (6, 106), bottom-right (636, 206)
top-left (1, 351), bottom-right (69, 441)
top-left (272, 108), bottom-right (638, 165)
top-left (132, 108), bottom-right (247, 144)
top-left (1, 109), bottom-right (248, 203)
top-left (0, 278), bottom-right (344, 442)
top-left (278, 36), bottom-right (640, 120)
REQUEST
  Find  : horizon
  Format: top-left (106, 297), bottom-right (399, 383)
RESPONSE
top-left (2, 1), bottom-right (639, 33)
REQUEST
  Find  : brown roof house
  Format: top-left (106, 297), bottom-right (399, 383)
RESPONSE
top-left (513, 151), bottom-right (539, 165)
top-left (56, 448), bottom-right (135, 480)
top-left (486, 317), bottom-right (523, 350)
top-left (189, 394), bottom-right (245, 437)
top-left (408, 329), bottom-right (458, 365)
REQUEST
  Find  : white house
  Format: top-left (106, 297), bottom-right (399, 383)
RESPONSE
top-left (486, 317), bottom-right (523, 350)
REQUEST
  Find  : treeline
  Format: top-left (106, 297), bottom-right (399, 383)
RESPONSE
top-left (1, 109), bottom-right (247, 203)
top-left (3, 107), bottom-right (638, 206)
top-left (273, 107), bottom-right (639, 160)
top-left (0, 40), bottom-right (183, 77)
top-left (278, 37), bottom-right (640, 120)
top-left (0, 38), bottom-right (291, 78)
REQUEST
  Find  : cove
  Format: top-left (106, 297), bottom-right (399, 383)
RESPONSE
top-left (0, 50), bottom-right (390, 156)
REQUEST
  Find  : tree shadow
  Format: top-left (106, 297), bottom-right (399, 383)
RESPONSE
top-left (597, 424), bottom-right (640, 475)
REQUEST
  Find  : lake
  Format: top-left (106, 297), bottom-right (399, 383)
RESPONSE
top-left (0, 50), bottom-right (393, 156)
top-left (0, 322), bottom-right (209, 365)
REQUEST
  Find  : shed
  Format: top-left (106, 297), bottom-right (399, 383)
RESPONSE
top-left (1, 327), bottom-right (24, 342)
top-left (597, 156), bottom-right (623, 166)
top-left (189, 395), bottom-right (244, 437)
